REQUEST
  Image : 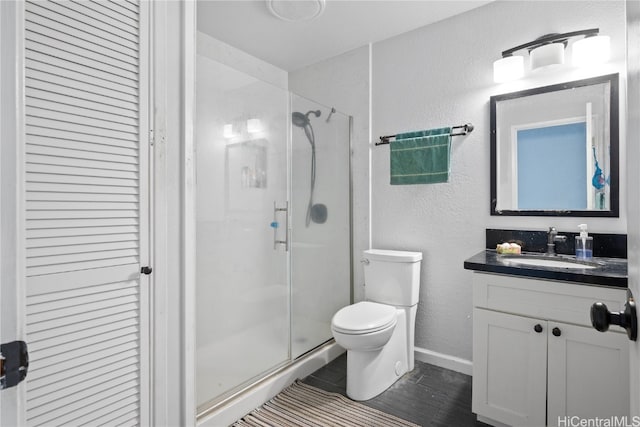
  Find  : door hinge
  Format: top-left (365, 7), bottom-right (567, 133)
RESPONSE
top-left (0, 340), bottom-right (29, 390)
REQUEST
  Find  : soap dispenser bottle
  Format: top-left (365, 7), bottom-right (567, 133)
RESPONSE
top-left (575, 224), bottom-right (593, 260)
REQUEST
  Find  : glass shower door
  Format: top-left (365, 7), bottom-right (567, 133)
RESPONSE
top-left (195, 56), bottom-right (290, 409)
top-left (290, 95), bottom-right (351, 358)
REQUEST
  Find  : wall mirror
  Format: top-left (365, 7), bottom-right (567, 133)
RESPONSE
top-left (490, 73), bottom-right (619, 217)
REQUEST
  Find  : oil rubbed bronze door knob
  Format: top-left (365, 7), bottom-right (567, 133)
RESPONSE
top-left (591, 290), bottom-right (638, 341)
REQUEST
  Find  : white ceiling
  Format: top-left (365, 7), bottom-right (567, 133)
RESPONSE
top-left (197, 0), bottom-right (493, 72)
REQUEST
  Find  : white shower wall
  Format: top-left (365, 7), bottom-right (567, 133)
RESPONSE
top-left (195, 32), bottom-right (351, 408)
top-left (290, 95), bottom-right (351, 358)
top-left (195, 54), bottom-right (290, 407)
top-left (289, 45), bottom-right (371, 303)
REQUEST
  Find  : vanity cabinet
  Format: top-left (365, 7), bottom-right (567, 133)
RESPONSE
top-left (472, 272), bottom-right (629, 427)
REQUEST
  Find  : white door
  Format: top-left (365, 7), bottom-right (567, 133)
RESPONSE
top-left (1, 1), bottom-right (151, 425)
top-left (628, 0), bottom-right (640, 418)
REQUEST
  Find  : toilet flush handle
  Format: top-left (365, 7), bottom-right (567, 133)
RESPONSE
top-left (360, 258), bottom-right (370, 265)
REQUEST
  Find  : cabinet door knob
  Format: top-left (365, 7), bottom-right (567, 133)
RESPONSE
top-left (552, 327), bottom-right (561, 337)
top-left (591, 290), bottom-right (637, 341)
top-left (534, 324), bottom-right (543, 333)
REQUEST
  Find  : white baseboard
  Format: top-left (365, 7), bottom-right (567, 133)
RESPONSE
top-left (197, 341), bottom-right (345, 427)
top-left (414, 346), bottom-right (473, 376)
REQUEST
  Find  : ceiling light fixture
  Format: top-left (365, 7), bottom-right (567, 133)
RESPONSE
top-left (493, 28), bottom-right (611, 83)
top-left (266, 0), bottom-right (326, 22)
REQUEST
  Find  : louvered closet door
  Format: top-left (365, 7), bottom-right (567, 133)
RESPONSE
top-left (23, 1), bottom-right (149, 426)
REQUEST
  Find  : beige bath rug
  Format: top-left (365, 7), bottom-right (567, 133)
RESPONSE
top-left (233, 380), bottom-right (420, 427)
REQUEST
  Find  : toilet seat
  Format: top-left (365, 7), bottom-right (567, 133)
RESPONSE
top-left (332, 301), bottom-right (397, 335)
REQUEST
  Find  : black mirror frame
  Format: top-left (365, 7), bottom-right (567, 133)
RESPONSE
top-left (490, 73), bottom-right (619, 217)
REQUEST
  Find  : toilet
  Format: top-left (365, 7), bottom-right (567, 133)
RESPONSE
top-left (331, 249), bottom-right (422, 401)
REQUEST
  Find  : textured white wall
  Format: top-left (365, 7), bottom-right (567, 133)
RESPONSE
top-left (289, 46), bottom-right (371, 302)
top-left (371, 1), bottom-right (627, 362)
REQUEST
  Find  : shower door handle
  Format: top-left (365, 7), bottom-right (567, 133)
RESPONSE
top-left (273, 201), bottom-right (289, 251)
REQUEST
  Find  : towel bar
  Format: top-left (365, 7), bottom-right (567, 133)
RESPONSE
top-left (376, 123), bottom-right (474, 146)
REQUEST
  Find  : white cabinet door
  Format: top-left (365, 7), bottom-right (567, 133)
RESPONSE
top-left (473, 308), bottom-right (547, 427)
top-left (547, 322), bottom-right (629, 426)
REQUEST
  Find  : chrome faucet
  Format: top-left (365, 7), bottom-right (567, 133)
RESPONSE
top-left (547, 227), bottom-right (567, 256)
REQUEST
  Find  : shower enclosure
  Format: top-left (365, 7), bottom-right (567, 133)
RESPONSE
top-left (195, 54), bottom-right (351, 413)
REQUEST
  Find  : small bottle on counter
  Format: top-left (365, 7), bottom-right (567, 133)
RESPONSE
top-left (575, 224), bottom-right (593, 260)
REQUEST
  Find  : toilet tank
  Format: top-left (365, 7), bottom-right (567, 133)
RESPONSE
top-left (363, 249), bottom-right (422, 306)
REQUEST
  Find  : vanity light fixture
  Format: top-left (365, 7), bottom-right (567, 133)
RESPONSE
top-left (493, 55), bottom-right (525, 83)
top-left (247, 118), bottom-right (262, 134)
top-left (223, 118), bottom-right (264, 140)
top-left (530, 42), bottom-right (565, 71)
top-left (493, 28), bottom-right (610, 83)
top-left (223, 123), bottom-right (235, 139)
top-left (572, 34), bottom-right (611, 67)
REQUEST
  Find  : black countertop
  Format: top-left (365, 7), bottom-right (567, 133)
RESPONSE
top-left (464, 250), bottom-right (628, 288)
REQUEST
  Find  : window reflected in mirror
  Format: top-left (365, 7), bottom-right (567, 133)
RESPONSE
top-left (490, 74), bottom-right (619, 217)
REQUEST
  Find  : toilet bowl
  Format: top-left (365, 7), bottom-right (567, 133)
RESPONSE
top-left (330, 249), bottom-right (422, 401)
top-left (332, 301), bottom-right (397, 351)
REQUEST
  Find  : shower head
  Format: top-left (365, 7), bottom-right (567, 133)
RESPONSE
top-left (292, 111), bottom-right (308, 128)
top-left (292, 110), bottom-right (321, 128)
top-left (292, 109), bottom-right (326, 227)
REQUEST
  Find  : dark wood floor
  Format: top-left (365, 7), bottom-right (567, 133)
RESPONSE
top-left (301, 353), bottom-right (489, 427)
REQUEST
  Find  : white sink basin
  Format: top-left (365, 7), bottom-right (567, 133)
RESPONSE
top-left (501, 255), bottom-right (598, 270)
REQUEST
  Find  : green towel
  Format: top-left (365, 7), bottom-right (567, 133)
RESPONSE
top-left (390, 127), bottom-right (452, 185)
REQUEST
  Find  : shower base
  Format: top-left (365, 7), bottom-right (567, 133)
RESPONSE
top-left (197, 340), bottom-right (343, 426)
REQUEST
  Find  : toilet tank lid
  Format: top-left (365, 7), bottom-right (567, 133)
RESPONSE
top-left (364, 249), bottom-right (422, 262)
